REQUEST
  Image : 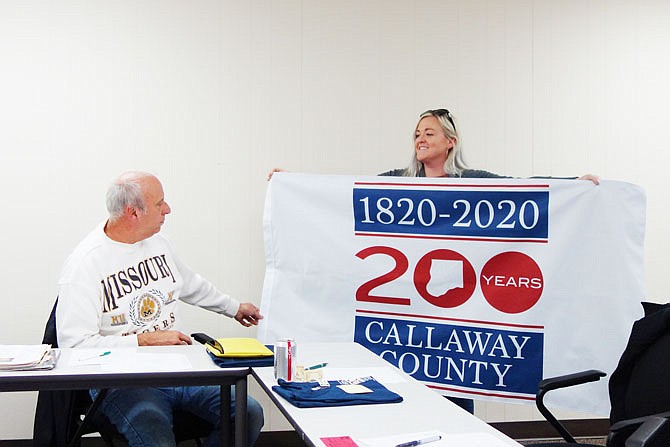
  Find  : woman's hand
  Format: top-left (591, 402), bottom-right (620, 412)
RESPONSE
top-left (578, 174), bottom-right (600, 185)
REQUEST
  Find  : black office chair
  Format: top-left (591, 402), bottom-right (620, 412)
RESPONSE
top-left (526, 302), bottom-right (670, 447)
top-left (33, 299), bottom-right (214, 447)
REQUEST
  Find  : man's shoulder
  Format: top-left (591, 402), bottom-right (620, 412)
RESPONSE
top-left (68, 221), bottom-right (106, 252)
top-left (60, 224), bottom-right (106, 268)
top-left (59, 227), bottom-right (103, 282)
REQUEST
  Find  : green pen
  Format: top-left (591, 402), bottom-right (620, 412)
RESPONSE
top-left (305, 362), bottom-right (328, 371)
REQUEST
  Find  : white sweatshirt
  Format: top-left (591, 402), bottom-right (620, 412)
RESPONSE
top-left (56, 222), bottom-right (240, 348)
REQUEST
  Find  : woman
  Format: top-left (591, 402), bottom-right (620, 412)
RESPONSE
top-left (380, 108), bottom-right (599, 183)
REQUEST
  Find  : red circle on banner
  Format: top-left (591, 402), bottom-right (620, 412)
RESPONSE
top-left (480, 251), bottom-right (544, 314)
top-left (413, 249), bottom-right (477, 308)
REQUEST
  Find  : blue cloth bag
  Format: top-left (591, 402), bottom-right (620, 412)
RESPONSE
top-left (206, 346), bottom-right (274, 368)
top-left (272, 377), bottom-right (403, 408)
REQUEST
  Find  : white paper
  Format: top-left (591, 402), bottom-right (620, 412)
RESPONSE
top-left (323, 367), bottom-right (407, 384)
top-left (68, 348), bottom-right (192, 372)
top-left (0, 344), bottom-right (51, 368)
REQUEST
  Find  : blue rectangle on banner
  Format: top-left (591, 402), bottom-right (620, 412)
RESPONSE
top-left (354, 315), bottom-right (544, 396)
top-left (353, 188), bottom-right (549, 240)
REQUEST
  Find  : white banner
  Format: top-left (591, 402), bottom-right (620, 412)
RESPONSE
top-left (258, 173), bottom-right (646, 416)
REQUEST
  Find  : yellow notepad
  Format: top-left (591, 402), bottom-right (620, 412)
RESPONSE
top-left (205, 337), bottom-right (273, 358)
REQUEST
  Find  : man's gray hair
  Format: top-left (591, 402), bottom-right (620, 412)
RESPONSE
top-left (106, 171), bottom-right (152, 222)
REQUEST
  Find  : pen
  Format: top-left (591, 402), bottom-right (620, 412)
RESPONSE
top-left (304, 362), bottom-right (328, 371)
top-left (81, 351), bottom-right (111, 361)
top-left (395, 435), bottom-right (441, 447)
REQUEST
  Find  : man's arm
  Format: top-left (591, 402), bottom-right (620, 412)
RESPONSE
top-left (166, 238), bottom-right (264, 327)
top-left (137, 331), bottom-right (192, 346)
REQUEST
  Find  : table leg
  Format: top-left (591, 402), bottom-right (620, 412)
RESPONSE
top-left (235, 376), bottom-right (248, 447)
top-left (220, 384), bottom-right (232, 447)
top-left (67, 389), bottom-right (109, 447)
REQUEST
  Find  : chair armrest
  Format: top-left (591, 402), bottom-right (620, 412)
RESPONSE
top-left (607, 412), bottom-right (670, 447)
top-left (535, 370), bottom-right (606, 444)
top-left (538, 369), bottom-right (607, 393)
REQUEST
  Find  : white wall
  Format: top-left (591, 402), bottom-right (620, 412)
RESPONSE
top-left (0, 0), bottom-right (668, 439)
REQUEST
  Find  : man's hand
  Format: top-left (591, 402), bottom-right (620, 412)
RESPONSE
top-left (235, 303), bottom-right (264, 327)
top-left (137, 330), bottom-right (192, 346)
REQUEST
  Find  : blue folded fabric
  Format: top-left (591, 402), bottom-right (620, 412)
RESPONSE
top-left (207, 347), bottom-right (274, 368)
top-left (272, 377), bottom-right (403, 408)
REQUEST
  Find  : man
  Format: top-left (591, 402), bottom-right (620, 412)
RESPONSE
top-left (56, 171), bottom-right (264, 447)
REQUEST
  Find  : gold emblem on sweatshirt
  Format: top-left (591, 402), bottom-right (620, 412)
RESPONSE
top-left (129, 289), bottom-right (164, 325)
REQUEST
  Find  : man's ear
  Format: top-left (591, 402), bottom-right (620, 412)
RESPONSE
top-left (125, 205), bottom-right (139, 219)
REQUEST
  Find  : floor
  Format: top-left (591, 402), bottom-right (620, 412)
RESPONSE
top-left (0, 433), bottom-right (609, 447)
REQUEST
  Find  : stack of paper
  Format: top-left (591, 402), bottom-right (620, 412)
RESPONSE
top-left (0, 344), bottom-right (58, 371)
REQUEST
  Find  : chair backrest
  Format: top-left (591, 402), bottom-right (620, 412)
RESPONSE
top-left (609, 302), bottom-right (670, 424)
top-left (41, 298), bottom-right (59, 347)
top-left (33, 299), bottom-right (75, 447)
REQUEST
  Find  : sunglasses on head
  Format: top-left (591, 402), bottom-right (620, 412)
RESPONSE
top-left (425, 109), bottom-right (456, 132)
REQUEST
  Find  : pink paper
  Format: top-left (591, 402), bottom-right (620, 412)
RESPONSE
top-left (321, 436), bottom-right (359, 447)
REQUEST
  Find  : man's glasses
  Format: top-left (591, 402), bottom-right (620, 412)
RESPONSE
top-left (425, 109), bottom-right (456, 132)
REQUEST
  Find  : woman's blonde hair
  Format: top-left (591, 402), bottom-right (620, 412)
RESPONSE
top-left (407, 109), bottom-right (467, 177)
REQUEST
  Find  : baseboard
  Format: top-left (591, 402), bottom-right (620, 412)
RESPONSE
top-left (491, 418), bottom-right (610, 441)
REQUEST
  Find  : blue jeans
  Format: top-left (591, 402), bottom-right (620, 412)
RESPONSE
top-left (90, 386), bottom-right (264, 447)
